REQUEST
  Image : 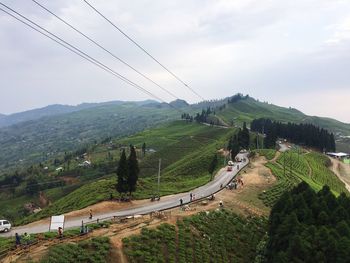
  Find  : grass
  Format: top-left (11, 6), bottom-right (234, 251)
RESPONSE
top-left (259, 150), bottom-right (348, 207)
top-left (40, 237), bottom-right (110, 263)
top-left (123, 210), bottom-right (267, 263)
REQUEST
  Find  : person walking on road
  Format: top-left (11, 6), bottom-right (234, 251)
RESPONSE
top-left (190, 193), bottom-right (193, 202)
top-left (89, 209), bottom-right (93, 220)
top-left (180, 198), bottom-right (183, 206)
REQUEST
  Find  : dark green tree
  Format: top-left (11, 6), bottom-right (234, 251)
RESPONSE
top-left (26, 177), bottom-right (39, 195)
top-left (142, 142), bottom-right (146, 157)
top-left (208, 154), bottom-right (218, 180)
top-left (230, 135), bottom-right (240, 160)
top-left (127, 146), bottom-right (140, 195)
top-left (116, 149), bottom-right (128, 196)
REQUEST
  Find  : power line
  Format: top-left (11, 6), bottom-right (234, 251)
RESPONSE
top-left (0, 3), bottom-right (182, 113)
top-left (83, 0), bottom-right (206, 101)
top-left (31, 0), bottom-right (180, 101)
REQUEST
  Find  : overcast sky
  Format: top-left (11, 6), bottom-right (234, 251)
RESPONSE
top-left (0, 0), bottom-right (350, 123)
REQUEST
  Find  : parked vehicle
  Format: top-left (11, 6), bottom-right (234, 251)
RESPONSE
top-left (0, 220), bottom-right (11, 232)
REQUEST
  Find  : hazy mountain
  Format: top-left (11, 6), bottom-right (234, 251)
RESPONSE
top-left (0, 101), bottom-right (181, 171)
top-left (0, 100), bottom-right (161, 128)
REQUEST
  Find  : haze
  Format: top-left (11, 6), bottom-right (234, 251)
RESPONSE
top-left (0, 0), bottom-right (349, 122)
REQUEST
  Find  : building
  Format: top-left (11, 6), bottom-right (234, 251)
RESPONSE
top-left (326, 152), bottom-right (350, 160)
top-left (78, 160), bottom-right (92, 167)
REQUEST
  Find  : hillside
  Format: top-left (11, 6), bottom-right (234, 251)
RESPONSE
top-left (0, 121), bottom-right (235, 225)
top-left (214, 95), bottom-right (350, 152)
top-left (1, 94), bottom-right (349, 173)
top-left (0, 102), bottom-right (185, 172)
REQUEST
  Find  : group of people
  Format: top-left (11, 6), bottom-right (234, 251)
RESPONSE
top-left (179, 192), bottom-right (197, 206)
top-left (15, 232), bottom-right (29, 247)
top-left (227, 178), bottom-right (244, 190)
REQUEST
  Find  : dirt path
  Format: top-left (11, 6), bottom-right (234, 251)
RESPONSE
top-left (271, 151), bottom-right (281, 163)
top-left (329, 157), bottom-right (350, 193)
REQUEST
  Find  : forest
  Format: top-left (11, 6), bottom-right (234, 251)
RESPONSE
top-left (263, 182), bottom-right (350, 262)
top-left (250, 118), bottom-right (336, 151)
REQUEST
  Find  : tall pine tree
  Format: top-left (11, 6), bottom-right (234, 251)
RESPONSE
top-left (128, 145), bottom-right (140, 195)
top-left (116, 149), bottom-right (128, 196)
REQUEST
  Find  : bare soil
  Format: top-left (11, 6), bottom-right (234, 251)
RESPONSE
top-left (329, 157), bottom-right (350, 193)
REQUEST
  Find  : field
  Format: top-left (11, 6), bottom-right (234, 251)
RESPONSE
top-left (40, 237), bottom-right (110, 263)
top-left (258, 150), bottom-right (348, 206)
top-left (15, 121), bottom-right (236, 225)
top-left (123, 210), bottom-right (267, 263)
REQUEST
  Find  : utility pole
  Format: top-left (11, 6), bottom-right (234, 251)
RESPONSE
top-left (256, 132), bottom-right (259, 150)
top-left (284, 152), bottom-right (286, 177)
top-left (290, 151), bottom-right (292, 177)
top-left (157, 158), bottom-right (161, 196)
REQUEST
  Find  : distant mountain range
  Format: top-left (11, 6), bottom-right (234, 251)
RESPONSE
top-left (0, 95), bottom-right (349, 172)
top-left (0, 100), bottom-right (159, 128)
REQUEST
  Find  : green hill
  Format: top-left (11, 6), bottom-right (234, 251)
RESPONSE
top-left (2, 121), bottom-right (236, 225)
top-left (0, 102), bottom-right (183, 172)
top-left (215, 96), bottom-right (350, 151)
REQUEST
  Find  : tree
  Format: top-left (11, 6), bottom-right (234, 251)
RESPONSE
top-left (230, 135), bottom-right (240, 160)
top-left (127, 146), bottom-right (140, 195)
top-left (116, 149), bottom-right (128, 196)
top-left (208, 154), bottom-right (218, 180)
top-left (26, 177), bottom-right (39, 195)
top-left (238, 122), bottom-right (250, 149)
top-left (142, 142), bottom-right (146, 157)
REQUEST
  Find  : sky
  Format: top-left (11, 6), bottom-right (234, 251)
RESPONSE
top-left (0, 0), bottom-right (350, 123)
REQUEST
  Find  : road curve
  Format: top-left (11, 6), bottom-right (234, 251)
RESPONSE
top-left (2, 153), bottom-right (249, 237)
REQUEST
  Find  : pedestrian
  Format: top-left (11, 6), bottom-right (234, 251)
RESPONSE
top-left (15, 233), bottom-right (21, 248)
top-left (180, 198), bottom-right (183, 206)
top-left (23, 232), bottom-right (31, 246)
top-left (89, 209), bottom-right (93, 220)
top-left (219, 201), bottom-right (223, 208)
top-left (80, 221), bottom-right (85, 234)
top-left (58, 227), bottom-right (63, 239)
top-left (190, 193), bottom-right (193, 201)
top-left (237, 165), bottom-right (239, 170)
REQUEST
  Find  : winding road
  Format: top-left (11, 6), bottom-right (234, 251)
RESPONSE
top-left (2, 153), bottom-right (249, 237)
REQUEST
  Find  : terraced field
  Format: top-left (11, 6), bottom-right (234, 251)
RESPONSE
top-left (258, 150), bottom-right (348, 206)
top-left (40, 237), bottom-right (110, 263)
top-left (123, 210), bottom-right (267, 263)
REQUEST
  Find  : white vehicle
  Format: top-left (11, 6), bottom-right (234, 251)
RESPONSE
top-left (0, 220), bottom-right (11, 232)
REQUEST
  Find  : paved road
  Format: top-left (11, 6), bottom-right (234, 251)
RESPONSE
top-left (2, 153), bottom-right (249, 237)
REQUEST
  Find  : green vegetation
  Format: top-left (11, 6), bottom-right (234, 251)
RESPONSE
top-left (251, 118), bottom-right (336, 151)
top-left (264, 182), bottom-right (350, 262)
top-left (123, 210), bottom-right (267, 263)
top-left (259, 151), bottom-right (347, 207)
top-left (40, 237), bottom-right (110, 263)
top-left (255, 149), bottom-right (276, 160)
